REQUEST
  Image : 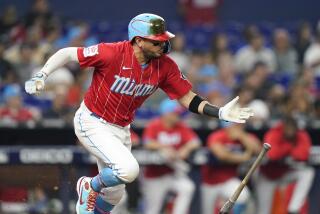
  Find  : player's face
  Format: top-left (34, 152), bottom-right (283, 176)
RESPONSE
top-left (163, 112), bottom-right (180, 126)
top-left (140, 38), bottom-right (165, 59)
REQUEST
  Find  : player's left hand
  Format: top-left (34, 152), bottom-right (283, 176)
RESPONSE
top-left (219, 96), bottom-right (254, 123)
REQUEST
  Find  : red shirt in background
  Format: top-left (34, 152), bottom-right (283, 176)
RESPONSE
top-left (179, 0), bottom-right (223, 25)
top-left (0, 107), bottom-right (34, 122)
top-left (202, 129), bottom-right (258, 185)
top-left (130, 129), bottom-right (140, 146)
top-left (261, 123), bottom-right (311, 179)
top-left (143, 118), bottom-right (198, 178)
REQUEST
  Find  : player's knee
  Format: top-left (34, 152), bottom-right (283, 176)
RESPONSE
top-left (100, 184), bottom-right (126, 205)
top-left (117, 159), bottom-right (139, 183)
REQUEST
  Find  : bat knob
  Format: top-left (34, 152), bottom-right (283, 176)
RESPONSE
top-left (263, 143), bottom-right (271, 150)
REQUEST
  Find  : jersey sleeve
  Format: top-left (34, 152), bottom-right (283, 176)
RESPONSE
top-left (160, 61), bottom-right (192, 99)
top-left (290, 131), bottom-right (311, 161)
top-left (264, 128), bottom-right (291, 160)
top-left (181, 125), bottom-right (199, 144)
top-left (207, 131), bottom-right (226, 147)
top-left (77, 43), bottom-right (113, 69)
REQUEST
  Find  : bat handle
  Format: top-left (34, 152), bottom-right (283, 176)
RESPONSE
top-left (219, 200), bottom-right (235, 214)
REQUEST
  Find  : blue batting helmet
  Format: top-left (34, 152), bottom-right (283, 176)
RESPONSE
top-left (128, 13), bottom-right (175, 42)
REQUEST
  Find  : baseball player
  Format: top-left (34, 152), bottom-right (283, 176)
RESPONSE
top-left (24, 13), bottom-right (254, 214)
top-left (255, 116), bottom-right (314, 214)
top-left (142, 98), bottom-right (200, 214)
top-left (201, 122), bottom-right (261, 214)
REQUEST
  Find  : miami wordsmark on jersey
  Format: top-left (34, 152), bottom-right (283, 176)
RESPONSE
top-left (77, 41), bottom-right (192, 127)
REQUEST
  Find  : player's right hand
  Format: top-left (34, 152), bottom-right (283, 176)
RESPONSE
top-left (25, 71), bottom-right (47, 95)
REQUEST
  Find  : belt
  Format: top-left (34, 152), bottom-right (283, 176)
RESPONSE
top-left (90, 112), bottom-right (108, 124)
top-left (90, 112), bottom-right (127, 129)
top-left (90, 112), bottom-right (102, 120)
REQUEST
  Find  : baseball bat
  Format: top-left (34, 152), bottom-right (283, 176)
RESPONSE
top-left (219, 143), bottom-right (271, 214)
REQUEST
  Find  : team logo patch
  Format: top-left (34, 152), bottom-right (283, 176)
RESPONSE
top-left (83, 45), bottom-right (99, 57)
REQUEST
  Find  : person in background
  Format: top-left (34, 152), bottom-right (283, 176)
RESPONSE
top-left (178, 0), bottom-right (222, 25)
top-left (285, 81), bottom-right (313, 128)
top-left (243, 61), bottom-right (274, 99)
top-left (169, 33), bottom-right (190, 75)
top-left (0, 84), bottom-right (39, 127)
top-left (189, 53), bottom-right (218, 97)
top-left (142, 98), bottom-right (200, 214)
top-left (0, 5), bottom-right (19, 36)
top-left (13, 43), bottom-right (38, 84)
top-left (24, 0), bottom-right (54, 29)
top-left (295, 22), bottom-right (313, 65)
top-left (41, 86), bottom-right (73, 127)
top-left (255, 116), bottom-right (315, 214)
top-left (0, 38), bottom-right (17, 86)
top-left (201, 121), bottom-right (261, 214)
top-left (235, 32), bottom-right (276, 73)
top-left (304, 29), bottom-right (320, 76)
top-left (210, 33), bottom-right (231, 62)
top-left (273, 28), bottom-right (298, 75)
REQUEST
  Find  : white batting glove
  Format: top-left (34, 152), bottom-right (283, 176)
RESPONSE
top-left (219, 96), bottom-right (254, 123)
top-left (25, 71), bottom-right (48, 95)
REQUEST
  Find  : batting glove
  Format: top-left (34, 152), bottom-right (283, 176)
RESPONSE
top-left (25, 71), bottom-right (48, 95)
top-left (219, 96), bottom-right (254, 123)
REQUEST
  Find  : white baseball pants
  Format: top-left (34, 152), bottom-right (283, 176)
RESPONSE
top-left (74, 102), bottom-right (139, 206)
top-left (201, 178), bottom-right (250, 214)
top-left (142, 174), bottom-right (195, 214)
top-left (255, 166), bottom-right (315, 214)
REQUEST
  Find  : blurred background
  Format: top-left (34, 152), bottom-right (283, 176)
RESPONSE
top-left (0, 0), bottom-right (320, 213)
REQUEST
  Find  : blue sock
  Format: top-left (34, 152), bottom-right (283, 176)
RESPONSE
top-left (91, 167), bottom-right (123, 192)
top-left (94, 195), bottom-right (114, 213)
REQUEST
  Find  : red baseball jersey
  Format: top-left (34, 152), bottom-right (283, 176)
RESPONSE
top-left (77, 41), bottom-right (192, 127)
top-left (201, 129), bottom-right (258, 185)
top-left (143, 118), bottom-right (198, 178)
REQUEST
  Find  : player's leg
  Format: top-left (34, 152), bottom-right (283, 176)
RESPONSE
top-left (221, 178), bottom-right (250, 214)
top-left (109, 190), bottom-right (129, 214)
top-left (284, 167), bottom-right (315, 213)
top-left (170, 175), bottom-right (195, 214)
top-left (201, 183), bottom-right (221, 214)
top-left (95, 159), bottom-right (127, 214)
top-left (143, 175), bottom-right (171, 214)
top-left (255, 174), bottom-right (277, 214)
top-left (74, 104), bottom-right (139, 213)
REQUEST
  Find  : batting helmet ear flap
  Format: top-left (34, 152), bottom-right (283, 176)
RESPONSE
top-left (163, 41), bottom-right (171, 54)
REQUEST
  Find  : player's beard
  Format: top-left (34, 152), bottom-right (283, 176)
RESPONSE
top-left (141, 47), bottom-right (163, 61)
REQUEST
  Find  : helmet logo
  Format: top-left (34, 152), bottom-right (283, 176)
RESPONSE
top-left (149, 18), bottom-right (165, 35)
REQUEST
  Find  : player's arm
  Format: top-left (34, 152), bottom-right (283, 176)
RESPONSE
top-left (177, 139), bottom-right (200, 160)
top-left (178, 90), bottom-right (254, 123)
top-left (144, 139), bottom-right (168, 150)
top-left (25, 47), bottom-right (78, 94)
top-left (210, 142), bottom-right (252, 164)
top-left (238, 134), bottom-right (261, 155)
